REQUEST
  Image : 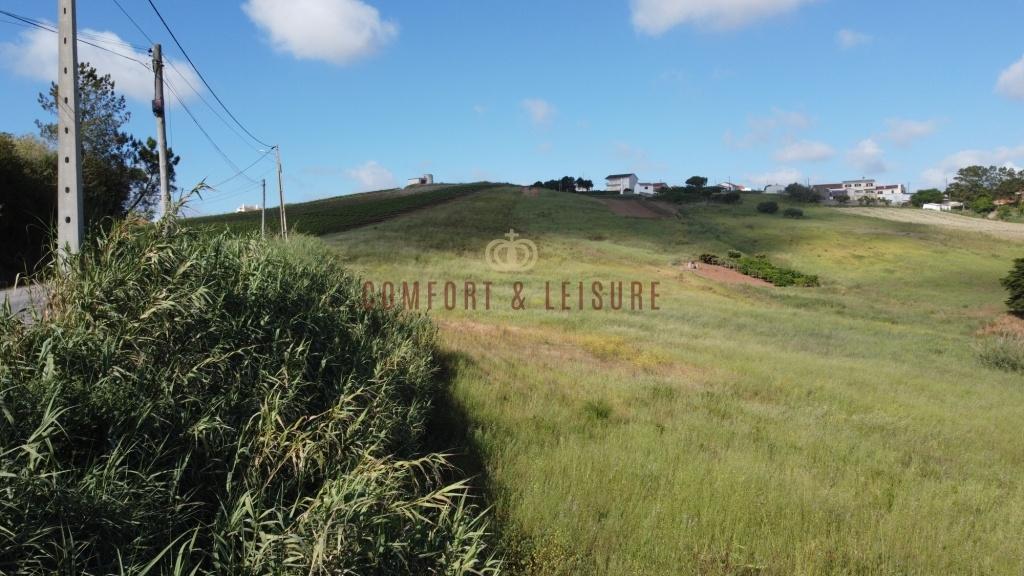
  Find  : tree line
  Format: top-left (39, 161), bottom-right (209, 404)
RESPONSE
top-left (1, 63), bottom-right (179, 285)
top-left (531, 176), bottom-right (594, 192)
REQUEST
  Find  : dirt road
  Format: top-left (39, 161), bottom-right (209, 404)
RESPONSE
top-left (844, 208), bottom-right (1024, 241)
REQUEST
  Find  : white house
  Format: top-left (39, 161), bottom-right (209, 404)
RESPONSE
top-left (874, 184), bottom-right (911, 205)
top-left (405, 174), bottom-right (435, 188)
top-left (235, 204), bottom-right (260, 213)
top-left (718, 182), bottom-right (750, 192)
top-left (637, 182), bottom-right (667, 196)
top-left (764, 184), bottom-right (786, 194)
top-left (606, 173), bottom-right (639, 194)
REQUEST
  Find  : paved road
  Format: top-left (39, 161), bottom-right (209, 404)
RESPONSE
top-left (2, 285), bottom-right (47, 321)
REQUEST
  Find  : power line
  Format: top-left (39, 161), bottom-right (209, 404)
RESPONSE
top-left (145, 0), bottom-right (272, 149)
top-left (212, 148), bottom-right (274, 188)
top-left (0, 9), bottom-right (151, 67)
top-left (108, 0), bottom-right (261, 152)
top-left (0, 9), bottom-right (148, 51)
top-left (162, 75), bottom-right (245, 178)
top-left (110, 0), bottom-right (155, 45)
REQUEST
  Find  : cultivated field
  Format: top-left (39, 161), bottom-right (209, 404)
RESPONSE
top-left (323, 188), bottom-right (1024, 575)
top-left (187, 182), bottom-right (500, 235)
top-left (844, 206), bottom-right (1024, 241)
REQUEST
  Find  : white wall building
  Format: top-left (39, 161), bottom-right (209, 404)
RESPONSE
top-left (606, 173), bottom-right (639, 194)
top-left (764, 184), bottom-right (786, 194)
top-left (405, 174), bottom-right (435, 187)
top-left (636, 182), bottom-right (667, 196)
top-left (923, 202), bottom-right (964, 212)
top-left (235, 204), bottom-right (260, 213)
top-left (874, 184), bottom-right (911, 205)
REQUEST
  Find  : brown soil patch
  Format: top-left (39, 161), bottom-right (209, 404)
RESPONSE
top-left (686, 264), bottom-right (772, 287)
top-left (600, 199), bottom-right (676, 219)
top-left (978, 314), bottom-right (1024, 337)
top-left (521, 187), bottom-right (541, 197)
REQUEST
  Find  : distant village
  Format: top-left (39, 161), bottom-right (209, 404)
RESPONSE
top-left (600, 173), bottom-right (966, 211)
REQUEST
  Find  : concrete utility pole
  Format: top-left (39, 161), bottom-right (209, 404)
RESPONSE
top-left (275, 146), bottom-right (288, 239)
top-left (57, 0), bottom-right (84, 258)
top-left (261, 178), bottom-right (266, 237)
top-left (151, 43), bottom-right (171, 219)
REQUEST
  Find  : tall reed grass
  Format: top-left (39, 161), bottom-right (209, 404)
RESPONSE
top-left (0, 217), bottom-right (499, 574)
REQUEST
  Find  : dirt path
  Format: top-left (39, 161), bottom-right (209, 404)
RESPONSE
top-left (686, 264), bottom-right (772, 287)
top-left (601, 198), bottom-right (678, 219)
top-left (844, 208), bottom-right (1024, 241)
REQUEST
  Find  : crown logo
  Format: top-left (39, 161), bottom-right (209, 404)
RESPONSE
top-left (485, 229), bottom-right (538, 272)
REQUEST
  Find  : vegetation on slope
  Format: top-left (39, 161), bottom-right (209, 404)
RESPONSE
top-left (189, 182), bottom-right (502, 236)
top-left (0, 218), bottom-right (499, 574)
top-left (326, 188), bottom-right (1024, 575)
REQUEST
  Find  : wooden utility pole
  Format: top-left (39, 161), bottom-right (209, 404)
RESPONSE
top-left (275, 146), bottom-right (288, 239)
top-left (151, 43), bottom-right (171, 219)
top-left (57, 0), bottom-right (84, 258)
top-left (261, 178), bottom-right (266, 237)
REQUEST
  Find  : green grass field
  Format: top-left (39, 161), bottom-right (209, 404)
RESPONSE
top-left (322, 187), bottom-right (1024, 575)
top-left (186, 182), bottom-right (501, 235)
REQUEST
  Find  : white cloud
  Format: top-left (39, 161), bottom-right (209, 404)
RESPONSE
top-left (345, 160), bottom-right (396, 191)
top-left (243, 0), bottom-right (397, 65)
top-left (0, 27), bottom-right (200, 104)
top-left (747, 168), bottom-right (803, 188)
top-left (725, 108), bottom-right (811, 149)
top-left (521, 98), bottom-right (555, 126)
top-left (631, 0), bottom-right (816, 34)
top-left (775, 140), bottom-right (834, 163)
top-left (920, 146), bottom-right (1024, 188)
top-left (996, 55), bottom-right (1024, 100)
top-left (836, 29), bottom-right (871, 49)
top-left (847, 138), bottom-right (888, 174)
top-left (884, 118), bottom-right (938, 145)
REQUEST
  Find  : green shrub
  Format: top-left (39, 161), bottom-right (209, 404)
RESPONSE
top-left (756, 201), bottom-right (779, 214)
top-left (1002, 258), bottom-right (1024, 314)
top-left (783, 208), bottom-right (804, 219)
top-left (696, 252), bottom-right (819, 287)
top-left (976, 335), bottom-right (1024, 373)
top-left (0, 220), bottom-right (499, 574)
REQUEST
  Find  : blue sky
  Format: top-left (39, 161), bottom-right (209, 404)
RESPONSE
top-left (2, 0), bottom-right (1024, 215)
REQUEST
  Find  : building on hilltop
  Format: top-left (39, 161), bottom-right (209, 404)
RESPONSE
top-left (405, 174), bottom-right (434, 187)
top-left (235, 204), bottom-right (260, 213)
top-left (606, 173), bottom-right (639, 194)
top-left (637, 182), bottom-right (668, 196)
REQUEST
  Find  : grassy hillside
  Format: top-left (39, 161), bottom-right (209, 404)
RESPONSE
top-left (323, 187), bottom-right (1024, 575)
top-left (187, 182), bottom-right (501, 235)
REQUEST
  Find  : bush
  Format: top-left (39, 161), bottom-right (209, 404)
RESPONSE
top-left (1002, 258), bottom-right (1024, 315)
top-left (757, 201), bottom-right (779, 214)
top-left (717, 192), bottom-right (742, 204)
top-left (0, 220), bottom-right (498, 574)
top-left (784, 183), bottom-right (820, 203)
top-left (696, 252), bottom-right (819, 287)
top-left (976, 335), bottom-right (1024, 373)
top-left (783, 208), bottom-right (804, 218)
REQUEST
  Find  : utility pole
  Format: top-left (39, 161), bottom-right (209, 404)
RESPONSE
top-left (261, 178), bottom-right (266, 237)
top-left (57, 0), bottom-right (84, 259)
top-left (151, 43), bottom-right (171, 219)
top-left (275, 146), bottom-right (288, 239)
